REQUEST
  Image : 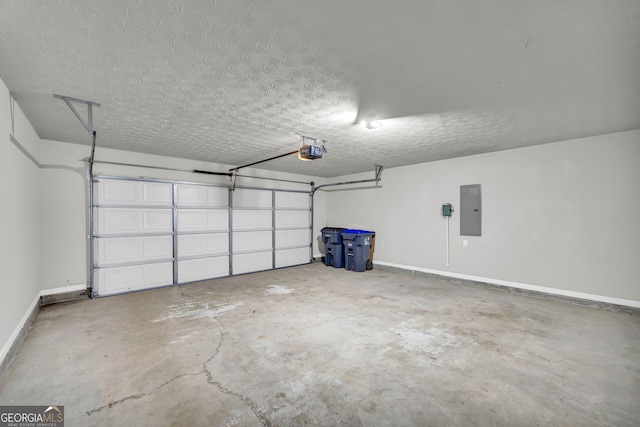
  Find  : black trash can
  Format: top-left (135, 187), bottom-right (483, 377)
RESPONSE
top-left (321, 227), bottom-right (345, 268)
top-left (341, 229), bottom-right (375, 272)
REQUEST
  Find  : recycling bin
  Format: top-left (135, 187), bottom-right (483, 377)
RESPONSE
top-left (321, 227), bottom-right (345, 268)
top-left (341, 229), bottom-right (375, 272)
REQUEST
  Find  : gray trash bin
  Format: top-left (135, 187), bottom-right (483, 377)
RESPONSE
top-left (341, 229), bottom-right (375, 272)
top-left (321, 227), bottom-right (345, 268)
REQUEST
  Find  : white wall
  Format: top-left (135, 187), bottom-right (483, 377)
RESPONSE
top-left (38, 151), bottom-right (87, 290)
top-left (324, 130), bottom-right (640, 305)
top-left (0, 81), bottom-right (42, 361)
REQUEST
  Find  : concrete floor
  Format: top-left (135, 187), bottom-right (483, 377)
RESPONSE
top-left (1, 263), bottom-right (639, 426)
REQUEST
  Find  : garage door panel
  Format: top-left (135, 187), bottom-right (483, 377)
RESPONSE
top-left (276, 247), bottom-right (310, 268)
top-left (233, 189), bottom-right (272, 208)
top-left (143, 210), bottom-right (173, 231)
top-left (177, 184), bottom-right (228, 207)
top-left (233, 251), bottom-right (273, 274)
top-left (97, 262), bottom-right (173, 296)
top-left (98, 208), bottom-right (173, 235)
top-left (178, 209), bottom-right (228, 232)
top-left (275, 229), bottom-right (310, 249)
top-left (100, 180), bottom-right (137, 204)
top-left (98, 180), bottom-right (172, 206)
top-left (97, 235), bottom-right (173, 265)
top-left (232, 210), bottom-right (272, 230)
top-left (178, 257), bottom-right (229, 283)
top-left (275, 192), bottom-right (309, 209)
top-left (233, 231), bottom-right (272, 252)
top-left (178, 233), bottom-right (229, 257)
top-left (143, 236), bottom-right (173, 258)
top-left (143, 183), bottom-right (173, 205)
top-left (275, 210), bottom-right (309, 229)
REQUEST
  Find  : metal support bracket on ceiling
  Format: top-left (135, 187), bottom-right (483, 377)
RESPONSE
top-left (232, 169), bottom-right (239, 191)
top-left (53, 94), bottom-right (100, 136)
top-left (374, 164), bottom-right (384, 181)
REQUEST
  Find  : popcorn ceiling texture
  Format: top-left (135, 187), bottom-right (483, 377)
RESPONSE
top-left (1, 0), bottom-right (639, 177)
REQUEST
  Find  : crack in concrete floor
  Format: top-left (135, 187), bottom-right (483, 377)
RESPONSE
top-left (178, 286), bottom-right (270, 426)
top-left (202, 316), bottom-right (271, 425)
top-left (85, 289), bottom-right (245, 420)
top-left (85, 370), bottom-right (203, 416)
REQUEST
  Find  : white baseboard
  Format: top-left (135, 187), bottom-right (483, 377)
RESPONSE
top-left (1, 284), bottom-right (88, 375)
top-left (0, 293), bottom-right (40, 371)
top-left (374, 261), bottom-right (640, 309)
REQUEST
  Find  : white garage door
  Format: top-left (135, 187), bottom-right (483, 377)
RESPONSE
top-left (92, 177), bottom-right (310, 296)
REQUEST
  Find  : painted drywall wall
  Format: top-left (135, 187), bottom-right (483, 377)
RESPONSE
top-left (38, 165), bottom-right (87, 290)
top-left (324, 130), bottom-right (640, 304)
top-left (36, 139), bottom-right (329, 291)
top-left (0, 81), bottom-right (42, 361)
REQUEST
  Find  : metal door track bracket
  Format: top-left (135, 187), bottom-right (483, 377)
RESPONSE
top-left (374, 164), bottom-right (384, 181)
top-left (53, 94), bottom-right (100, 135)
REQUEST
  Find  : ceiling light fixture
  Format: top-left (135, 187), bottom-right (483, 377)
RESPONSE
top-left (362, 119), bottom-right (382, 129)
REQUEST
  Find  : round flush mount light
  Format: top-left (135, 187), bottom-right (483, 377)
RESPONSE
top-left (362, 119), bottom-right (382, 129)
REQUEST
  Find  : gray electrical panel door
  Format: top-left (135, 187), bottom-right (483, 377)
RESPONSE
top-left (460, 184), bottom-right (482, 236)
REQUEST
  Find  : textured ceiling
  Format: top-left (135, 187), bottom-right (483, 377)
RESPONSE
top-left (1, 0), bottom-right (639, 178)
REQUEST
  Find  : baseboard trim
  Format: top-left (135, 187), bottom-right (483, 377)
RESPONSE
top-left (0, 293), bottom-right (40, 381)
top-left (374, 261), bottom-right (640, 312)
top-left (0, 284), bottom-right (89, 380)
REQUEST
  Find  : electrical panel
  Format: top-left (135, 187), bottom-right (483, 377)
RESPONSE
top-left (460, 184), bottom-right (481, 236)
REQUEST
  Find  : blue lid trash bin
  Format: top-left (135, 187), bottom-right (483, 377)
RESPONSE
top-left (321, 227), bottom-right (345, 268)
top-left (341, 229), bottom-right (375, 272)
